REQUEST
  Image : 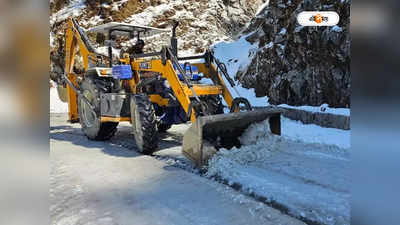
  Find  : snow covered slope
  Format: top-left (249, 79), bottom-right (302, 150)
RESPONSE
top-left (212, 34), bottom-right (269, 106)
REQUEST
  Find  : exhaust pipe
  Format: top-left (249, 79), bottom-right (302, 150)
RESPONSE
top-left (171, 21), bottom-right (179, 56)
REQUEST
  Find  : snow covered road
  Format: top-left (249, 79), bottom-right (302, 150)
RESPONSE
top-left (206, 120), bottom-right (350, 225)
top-left (50, 114), bottom-right (305, 225)
top-left (50, 112), bottom-right (350, 225)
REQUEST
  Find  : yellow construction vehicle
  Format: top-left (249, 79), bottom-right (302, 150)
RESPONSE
top-left (56, 18), bottom-right (282, 167)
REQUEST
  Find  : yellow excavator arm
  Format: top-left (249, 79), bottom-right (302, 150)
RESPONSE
top-left (63, 18), bottom-right (101, 122)
top-left (65, 18), bottom-right (98, 73)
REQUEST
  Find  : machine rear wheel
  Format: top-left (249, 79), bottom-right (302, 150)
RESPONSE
top-left (130, 94), bottom-right (159, 154)
top-left (78, 76), bottom-right (118, 140)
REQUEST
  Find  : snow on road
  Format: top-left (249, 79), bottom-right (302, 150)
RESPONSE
top-left (50, 84), bottom-right (350, 225)
top-left (282, 116), bottom-right (350, 149)
top-left (206, 120), bottom-right (350, 225)
top-left (50, 114), bottom-right (305, 225)
top-left (279, 104), bottom-right (350, 116)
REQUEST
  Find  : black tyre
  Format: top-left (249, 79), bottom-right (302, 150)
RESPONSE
top-left (230, 97), bottom-right (252, 113)
top-left (130, 94), bottom-right (159, 154)
top-left (157, 122), bottom-right (172, 133)
top-left (78, 75), bottom-right (118, 140)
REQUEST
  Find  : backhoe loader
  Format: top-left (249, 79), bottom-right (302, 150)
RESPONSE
top-left (55, 18), bottom-right (282, 167)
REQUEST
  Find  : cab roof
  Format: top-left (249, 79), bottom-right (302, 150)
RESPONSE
top-left (87, 22), bottom-right (170, 37)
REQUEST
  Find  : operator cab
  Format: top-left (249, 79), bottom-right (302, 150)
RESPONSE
top-left (87, 22), bottom-right (202, 82)
top-left (88, 22), bottom-right (169, 37)
top-left (88, 22), bottom-right (169, 64)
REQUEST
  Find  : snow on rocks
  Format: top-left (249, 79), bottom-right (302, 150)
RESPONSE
top-left (50, 0), bottom-right (86, 26)
top-left (234, 0), bottom-right (351, 108)
top-left (279, 103), bottom-right (350, 116)
top-left (255, 0), bottom-right (270, 16)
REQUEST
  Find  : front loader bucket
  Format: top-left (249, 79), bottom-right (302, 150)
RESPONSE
top-left (182, 107), bottom-right (283, 168)
top-left (56, 84), bottom-right (68, 103)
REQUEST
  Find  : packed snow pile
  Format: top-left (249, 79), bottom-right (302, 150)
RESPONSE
top-left (207, 120), bottom-right (282, 174)
top-left (219, 0), bottom-right (350, 108)
top-left (206, 118), bottom-right (350, 225)
top-left (206, 117), bottom-right (350, 177)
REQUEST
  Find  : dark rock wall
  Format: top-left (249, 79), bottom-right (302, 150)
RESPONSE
top-left (237, 0), bottom-right (351, 107)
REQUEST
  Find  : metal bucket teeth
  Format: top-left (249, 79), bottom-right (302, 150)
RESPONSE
top-left (182, 108), bottom-right (283, 168)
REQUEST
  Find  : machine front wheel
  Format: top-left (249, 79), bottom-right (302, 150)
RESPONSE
top-left (157, 122), bottom-right (172, 133)
top-left (130, 94), bottom-right (159, 154)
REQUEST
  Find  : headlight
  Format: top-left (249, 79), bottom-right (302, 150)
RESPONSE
top-left (95, 67), bottom-right (112, 77)
top-left (163, 80), bottom-right (170, 88)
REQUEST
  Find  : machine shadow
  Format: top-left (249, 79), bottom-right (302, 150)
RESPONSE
top-left (50, 124), bottom-right (184, 158)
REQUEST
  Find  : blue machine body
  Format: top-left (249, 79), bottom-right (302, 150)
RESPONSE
top-left (157, 64), bottom-right (202, 126)
top-left (173, 64), bottom-right (202, 81)
top-left (111, 64), bottom-right (200, 126)
top-left (112, 65), bottom-right (132, 80)
top-left (154, 103), bottom-right (189, 125)
top-left (161, 106), bottom-right (188, 125)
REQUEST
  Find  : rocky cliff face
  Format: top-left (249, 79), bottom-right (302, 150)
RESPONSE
top-left (236, 0), bottom-right (350, 107)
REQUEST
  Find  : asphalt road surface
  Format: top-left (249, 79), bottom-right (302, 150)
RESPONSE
top-left (50, 113), bottom-right (305, 225)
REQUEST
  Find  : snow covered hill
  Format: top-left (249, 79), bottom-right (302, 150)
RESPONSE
top-left (50, 0), bottom-right (265, 55)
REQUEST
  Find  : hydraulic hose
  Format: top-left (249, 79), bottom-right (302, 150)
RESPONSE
top-left (214, 58), bottom-right (242, 98)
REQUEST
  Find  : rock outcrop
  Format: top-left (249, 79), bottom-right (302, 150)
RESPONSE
top-left (236, 0), bottom-right (350, 107)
